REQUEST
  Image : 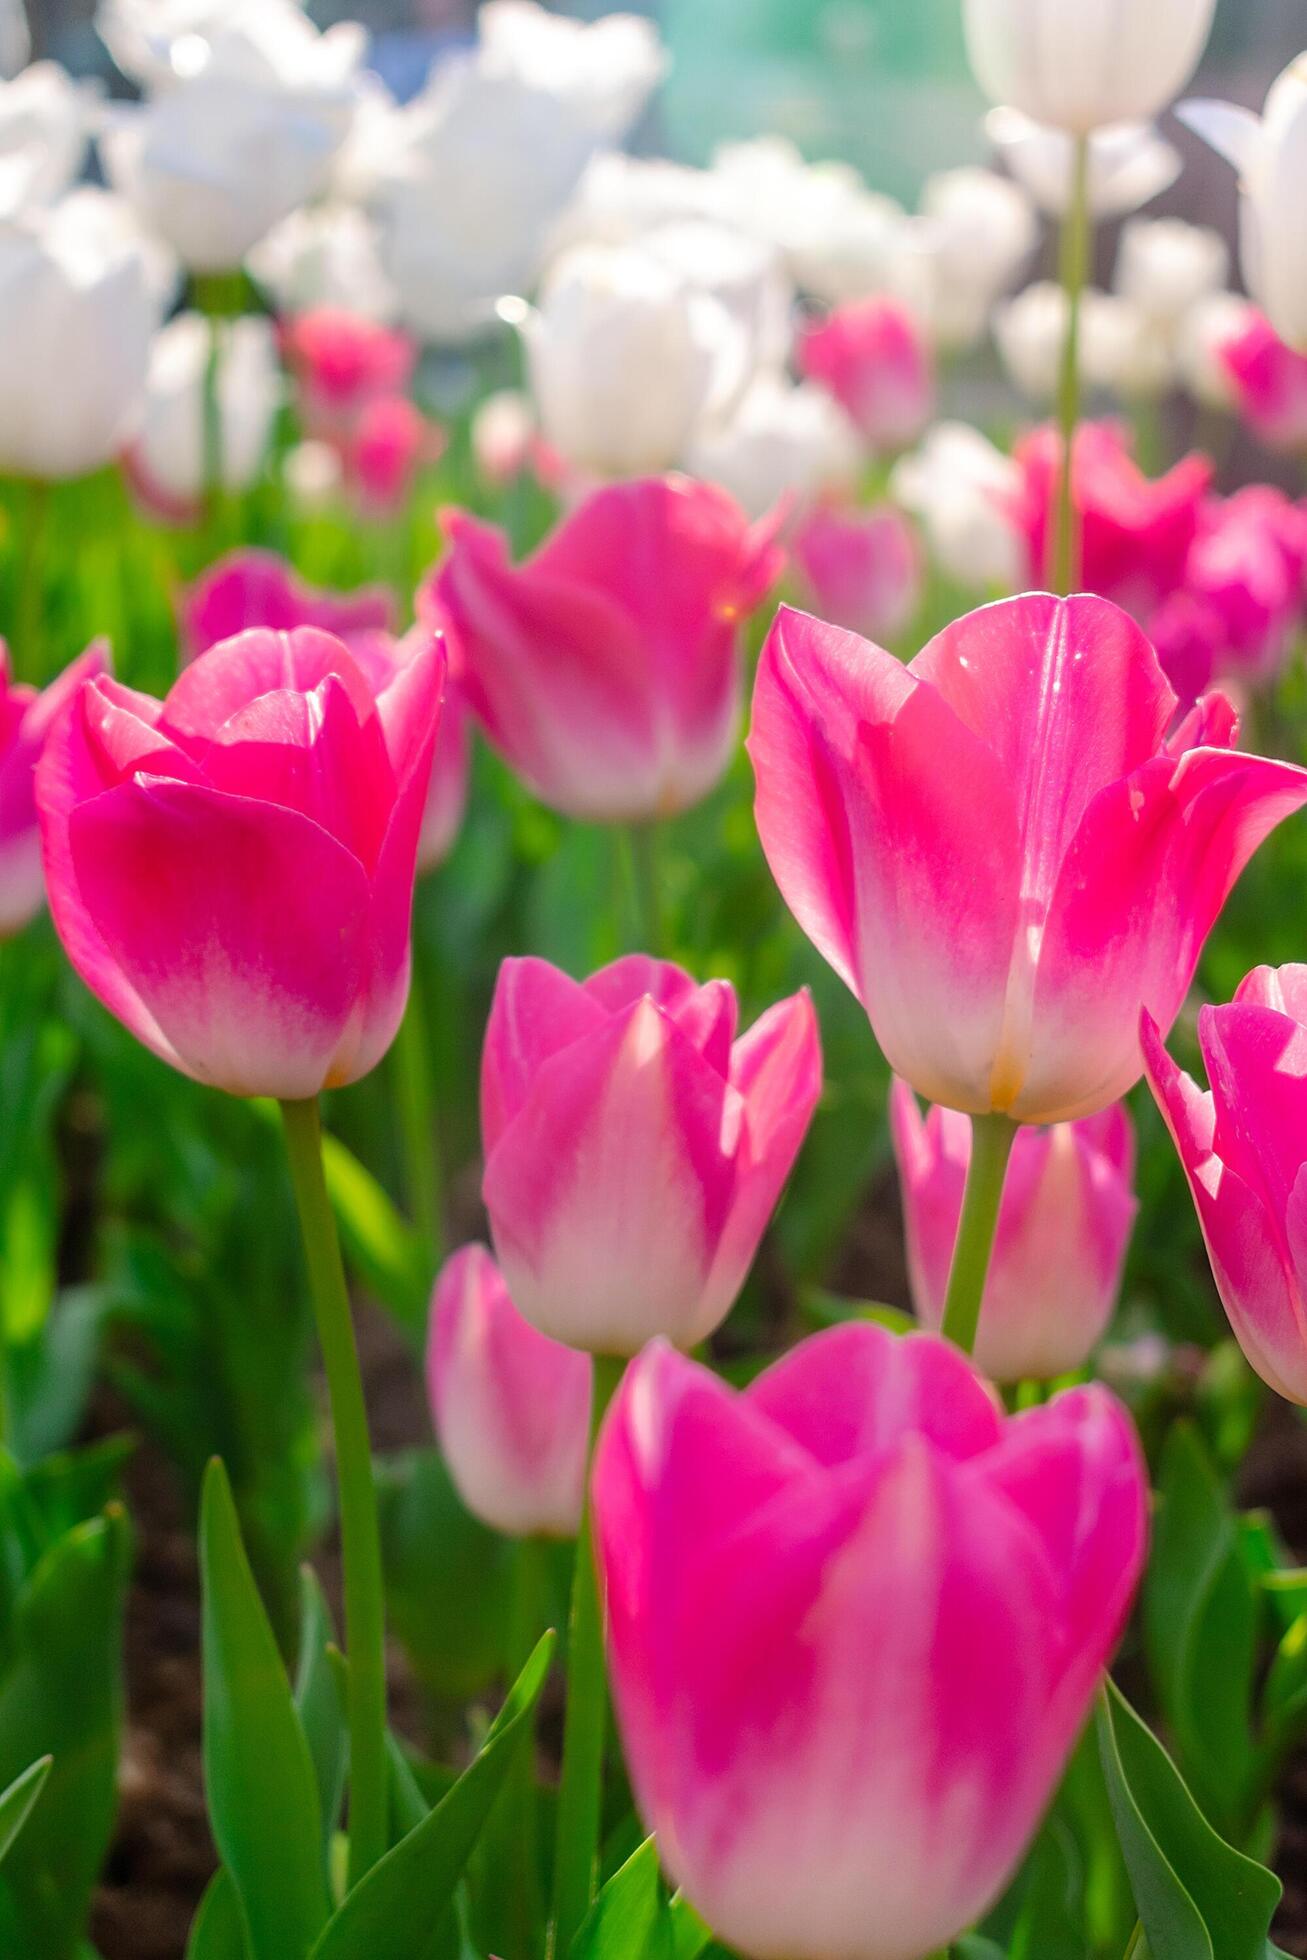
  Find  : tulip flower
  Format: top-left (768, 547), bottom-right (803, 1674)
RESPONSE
top-left (250, 202), bottom-right (397, 327)
top-left (791, 503), bottom-right (922, 645)
top-left (1143, 966), bottom-right (1307, 1405)
top-left (890, 422), bottom-right (1025, 593)
top-left (1114, 218), bottom-right (1228, 331)
top-left (594, 1325), bottom-right (1148, 1960)
top-left (346, 626), bottom-right (471, 874)
top-left (1181, 58), bottom-right (1307, 353)
top-left (749, 592), bottom-right (1307, 1123)
top-left (1219, 310), bottom-right (1307, 453)
top-left (890, 1082), bottom-right (1137, 1381)
top-left (126, 313), bottom-right (282, 522)
top-left (181, 549), bottom-right (394, 665)
top-left (1182, 488), bottom-right (1307, 686)
top-left (798, 297), bottom-right (934, 453)
top-left (964, 0), bottom-right (1217, 135)
top-left (913, 168), bottom-right (1038, 351)
top-left (280, 307), bottom-right (415, 435)
top-left (986, 109), bottom-right (1181, 220)
top-left (0, 641), bottom-right (106, 938)
top-left (480, 954), bottom-right (821, 1353)
top-left (434, 475), bottom-right (781, 823)
top-left (36, 625), bottom-right (444, 1099)
top-left (1177, 291), bottom-right (1259, 411)
top-left (426, 1243), bottom-right (591, 1538)
top-left (0, 61), bottom-right (95, 220)
top-left (685, 375), bottom-right (861, 522)
top-left (346, 395), bottom-right (444, 520)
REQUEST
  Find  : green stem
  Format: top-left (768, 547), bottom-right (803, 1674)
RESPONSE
top-left (627, 821), bottom-right (666, 956)
top-left (501, 1536), bottom-right (548, 1957)
top-left (279, 1096), bottom-right (388, 1890)
top-left (938, 1113), bottom-right (1018, 1356)
top-left (391, 971), bottom-right (444, 1268)
top-left (549, 1353), bottom-right (625, 1960)
top-left (1051, 133), bottom-right (1092, 595)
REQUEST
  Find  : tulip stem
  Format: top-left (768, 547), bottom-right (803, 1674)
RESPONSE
top-left (627, 821), bottom-right (666, 955)
top-left (391, 967), bottom-right (444, 1268)
top-left (549, 1352), bottom-right (625, 1960)
top-left (1052, 133), bottom-right (1092, 595)
top-left (938, 1113), bottom-right (1018, 1356)
top-left (279, 1095), bottom-right (389, 1891)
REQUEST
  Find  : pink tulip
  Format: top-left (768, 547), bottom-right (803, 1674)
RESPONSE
top-left (181, 548), bottom-right (393, 665)
top-left (749, 592), bottom-right (1307, 1122)
top-left (1143, 965), bottom-right (1307, 1404)
top-left (594, 1325), bottom-right (1148, 1960)
top-left (347, 623), bottom-right (471, 872)
top-left (280, 307), bottom-right (416, 434)
top-left (890, 1081), bottom-right (1137, 1380)
top-left (798, 298), bottom-right (934, 453)
top-left (347, 394), bottom-right (444, 519)
top-left (1015, 421), bottom-right (1212, 612)
top-left (1146, 588), bottom-right (1223, 706)
top-left (791, 502), bottom-right (923, 644)
top-left (433, 475), bottom-right (783, 822)
top-left (480, 954), bottom-right (821, 1353)
top-left (0, 641), bottom-right (107, 938)
top-left (36, 625), bottom-right (444, 1098)
top-left (1185, 487), bottom-right (1307, 684)
top-left (426, 1243), bottom-right (591, 1538)
top-left (1220, 309), bottom-right (1307, 452)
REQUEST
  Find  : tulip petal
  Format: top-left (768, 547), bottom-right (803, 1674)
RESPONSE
top-left (481, 957), bottom-right (611, 1157)
top-left (1176, 99), bottom-right (1263, 177)
top-left (1236, 962), bottom-right (1307, 1017)
top-left (584, 956), bottom-right (739, 1075)
top-left (373, 627), bottom-right (446, 784)
top-left (181, 549), bottom-right (394, 663)
top-left (161, 625), bottom-right (377, 745)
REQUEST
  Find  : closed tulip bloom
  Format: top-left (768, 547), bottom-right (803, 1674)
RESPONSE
top-left (0, 641), bottom-right (106, 937)
top-left (181, 549), bottom-right (393, 665)
top-left (890, 1082), bottom-right (1137, 1380)
top-left (684, 375), bottom-right (861, 523)
top-left (964, 0), bottom-right (1217, 136)
top-left (346, 394), bottom-right (444, 519)
top-left (1114, 218), bottom-right (1228, 330)
top-left (798, 298), bottom-right (934, 453)
top-left (594, 1325), bottom-right (1148, 1960)
top-left (749, 593), bottom-right (1307, 1123)
top-left (435, 475), bottom-right (781, 822)
top-left (36, 626), bottom-right (443, 1098)
top-left (126, 313), bottom-right (282, 520)
top-left (792, 503), bottom-right (922, 644)
top-left (890, 422), bottom-right (1026, 593)
top-left (914, 168), bottom-right (1037, 351)
top-left (1219, 310), bottom-right (1307, 453)
top-left (427, 1243), bottom-right (591, 1538)
top-left (1142, 966), bottom-right (1307, 1405)
top-left (1182, 488), bottom-right (1307, 685)
top-left (280, 307), bottom-right (415, 434)
top-left (480, 955), bottom-right (821, 1353)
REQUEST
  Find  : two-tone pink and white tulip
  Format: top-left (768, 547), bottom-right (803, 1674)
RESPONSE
top-left (594, 1323), bottom-right (1148, 1960)
top-left (1144, 966), bottom-right (1307, 1404)
top-left (791, 502), bottom-right (922, 645)
top-left (36, 625), bottom-right (443, 1097)
top-left (480, 955), bottom-right (821, 1353)
top-left (749, 592), bottom-right (1307, 1123)
top-left (434, 475), bottom-right (782, 823)
top-left (426, 1243), bottom-right (591, 1538)
top-left (890, 1082), bottom-right (1137, 1380)
top-left (0, 640), bottom-right (106, 937)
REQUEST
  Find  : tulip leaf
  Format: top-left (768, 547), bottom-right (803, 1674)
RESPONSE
top-left (293, 1567), bottom-right (346, 1849)
top-left (318, 1132), bottom-right (429, 1341)
top-left (570, 1837), bottom-right (673, 1960)
top-left (200, 1458), bottom-right (330, 1960)
top-left (307, 1631), bottom-right (554, 1960)
top-left (666, 1893), bottom-right (713, 1960)
top-left (0, 1757), bottom-right (50, 1866)
top-left (186, 1869), bottom-right (252, 1960)
top-left (1095, 1677), bottom-right (1281, 1960)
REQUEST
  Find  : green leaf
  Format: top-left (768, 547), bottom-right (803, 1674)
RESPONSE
top-left (308, 1631), bottom-right (554, 1960)
top-left (666, 1895), bottom-right (712, 1960)
top-left (200, 1459), bottom-right (329, 1960)
top-left (0, 1757), bottom-right (50, 1866)
top-left (186, 1869), bottom-right (252, 1960)
top-left (318, 1132), bottom-right (429, 1340)
top-left (1095, 1678), bottom-right (1281, 1960)
top-left (293, 1569), bottom-right (346, 1848)
top-left (376, 1451), bottom-right (517, 1702)
top-left (571, 1838), bottom-right (672, 1960)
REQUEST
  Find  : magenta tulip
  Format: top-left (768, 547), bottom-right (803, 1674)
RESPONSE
top-left (480, 954), bottom-right (821, 1354)
top-left (890, 1081), bottom-right (1137, 1380)
top-left (181, 548), bottom-right (393, 665)
top-left (791, 502), bottom-right (923, 645)
top-left (280, 307), bottom-right (416, 436)
top-left (1221, 309), bottom-right (1307, 452)
top-left (749, 592), bottom-right (1307, 1122)
top-left (1143, 965), bottom-right (1307, 1404)
top-left (798, 298), bottom-right (934, 454)
top-left (36, 625), bottom-right (443, 1098)
top-left (434, 475), bottom-right (782, 822)
top-left (347, 394), bottom-right (444, 519)
top-left (0, 640), bottom-right (107, 937)
top-left (343, 624), bottom-right (470, 873)
top-left (426, 1243), bottom-right (591, 1538)
top-left (594, 1325), bottom-right (1148, 1960)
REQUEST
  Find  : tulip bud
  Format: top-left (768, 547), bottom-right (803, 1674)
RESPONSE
top-left (480, 955), bottom-right (821, 1354)
top-left (964, 0), bottom-right (1217, 135)
top-left (890, 1081), bottom-right (1137, 1381)
top-left (594, 1326), bottom-right (1148, 1960)
top-left (426, 1243), bottom-right (591, 1538)
top-left (749, 592), bottom-right (1307, 1124)
top-left (346, 394), bottom-right (444, 519)
top-left (36, 626), bottom-right (444, 1098)
top-left (798, 298), bottom-right (934, 454)
top-left (1143, 965), bottom-right (1307, 1405)
top-left (791, 503), bottom-right (922, 645)
top-left (0, 641), bottom-right (107, 938)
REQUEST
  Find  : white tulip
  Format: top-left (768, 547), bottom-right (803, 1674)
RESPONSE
top-left (0, 61), bottom-right (97, 220)
top-left (477, 0), bottom-right (665, 142)
top-left (708, 137), bottom-right (909, 305)
top-left (54, 185), bottom-right (180, 311)
top-left (525, 242), bottom-right (750, 479)
top-left (987, 108), bottom-right (1181, 218)
top-left (1080, 290), bottom-right (1174, 399)
top-left (98, 0), bottom-right (361, 93)
top-left (891, 423), bottom-right (1025, 593)
top-left (993, 280), bottom-right (1072, 402)
top-left (1181, 57), bottom-right (1307, 352)
top-left (1114, 217), bottom-right (1228, 327)
top-left (0, 197), bottom-right (155, 479)
top-left (1177, 291), bottom-right (1258, 409)
top-left (547, 150), bottom-right (730, 260)
top-left (641, 219), bottom-right (793, 374)
top-left (132, 312), bottom-right (281, 505)
top-left (909, 167), bottom-right (1038, 349)
top-left (249, 201), bottom-right (396, 323)
top-left (685, 375), bottom-right (861, 521)
top-left (964, 0), bottom-right (1217, 135)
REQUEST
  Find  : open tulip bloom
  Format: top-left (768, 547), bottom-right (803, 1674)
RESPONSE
top-left (0, 639), bottom-right (106, 938)
top-left (749, 592), bottom-right (1307, 1124)
top-left (595, 1324), bottom-right (1148, 1960)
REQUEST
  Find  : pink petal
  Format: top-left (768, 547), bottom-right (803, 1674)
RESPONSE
top-left (481, 957), bottom-right (610, 1158)
top-left (584, 957), bottom-right (739, 1075)
top-left (181, 549), bottom-right (392, 663)
top-left (161, 627), bottom-right (377, 748)
top-left (1236, 962), bottom-right (1307, 1017)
